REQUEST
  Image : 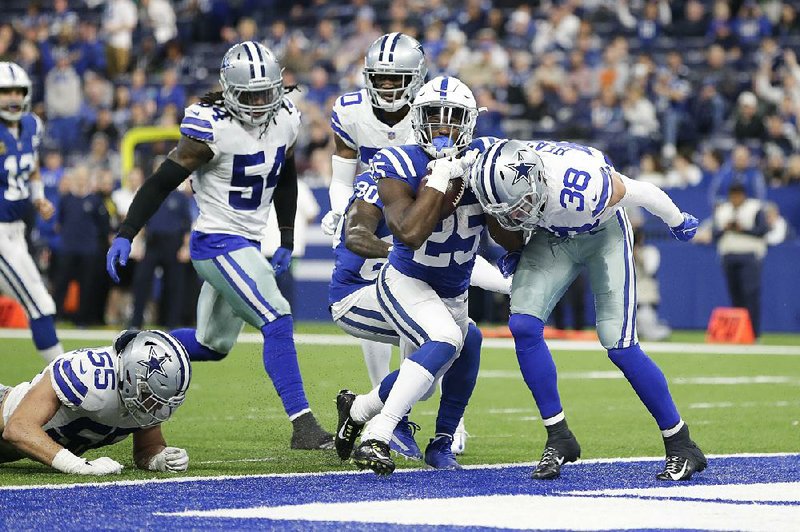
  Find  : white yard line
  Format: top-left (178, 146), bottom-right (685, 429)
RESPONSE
top-left (0, 452), bottom-right (797, 492)
top-left (1, 328), bottom-right (799, 356)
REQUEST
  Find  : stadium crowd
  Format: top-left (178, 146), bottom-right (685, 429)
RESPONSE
top-left (3, 0), bottom-right (799, 327)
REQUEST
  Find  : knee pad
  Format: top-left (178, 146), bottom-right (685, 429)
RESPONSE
top-left (429, 319), bottom-right (465, 353)
top-left (509, 313), bottom-right (545, 347)
top-left (408, 341), bottom-right (457, 376)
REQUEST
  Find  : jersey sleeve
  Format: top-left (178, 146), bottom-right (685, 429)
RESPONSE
top-left (587, 163), bottom-right (614, 218)
top-left (353, 171), bottom-right (384, 210)
top-left (330, 93), bottom-right (359, 149)
top-left (49, 349), bottom-right (113, 412)
top-left (180, 103), bottom-right (220, 154)
top-left (370, 146), bottom-right (416, 186)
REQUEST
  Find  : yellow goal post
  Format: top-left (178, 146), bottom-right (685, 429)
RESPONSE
top-left (120, 126), bottom-right (182, 183)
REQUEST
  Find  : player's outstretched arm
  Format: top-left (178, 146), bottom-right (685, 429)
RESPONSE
top-left (609, 172), bottom-right (698, 241)
top-left (1, 373), bottom-right (123, 475)
top-left (344, 198), bottom-right (391, 258)
top-left (107, 136), bottom-right (213, 282)
top-left (321, 135), bottom-right (359, 235)
top-left (133, 425), bottom-right (189, 473)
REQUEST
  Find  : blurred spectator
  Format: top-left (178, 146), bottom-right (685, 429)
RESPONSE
top-left (111, 85), bottom-right (132, 132)
top-left (303, 65), bottom-right (337, 109)
top-left (129, 185), bottom-right (192, 329)
top-left (636, 153), bottom-right (666, 186)
top-left (72, 20), bottom-right (106, 76)
top-left (102, 0), bottom-right (138, 78)
top-left (85, 107), bottom-right (120, 149)
top-left (763, 113), bottom-right (797, 156)
top-left (49, 0), bottom-right (78, 40)
top-left (155, 68), bottom-right (186, 115)
top-left (532, 2), bottom-right (580, 54)
top-left (780, 153), bottom-right (800, 185)
top-left (707, 0), bottom-right (736, 49)
top-left (733, 1), bottom-right (772, 52)
top-left (554, 84), bottom-right (591, 139)
top-left (773, 2), bottom-right (800, 42)
top-left (733, 91), bottom-right (767, 142)
top-left (710, 144), bottom-right (767, 204)
top-left (454, 0), bottom-right (488, 40)
top-left (712, 182), bottom-right (769, 337)
top-left (622, 84), bottom-right (659, 167)
top-left (503, 7), bottom-right (535, 52)
top-left (665, 152), bottom-right (703, 189)
top-left (654, 50), bottom-right (692, 161)
top-left (44, 50), bottom-right (82, 154)
top-left (140, 0), bottom-right (177, 46)
top-left (668, 0), bottom-right (709, 38)
top-left (53, 166), bottom-right (110, 326)
top-left (84, 133), bottom-right (120, 181)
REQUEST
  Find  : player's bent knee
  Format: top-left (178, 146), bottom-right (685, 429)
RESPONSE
top-left (509, 313), bottom-right (545, 346)
top-left (429, 322), bottom-right (464, 353)
top-left (408, 341), bottom-right (458, 376)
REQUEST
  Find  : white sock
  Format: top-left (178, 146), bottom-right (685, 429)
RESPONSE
top-left (351, 386), bottom-right (384, 424)
top-left (361, 339), bottom-right (392, 388)
top-left (362, 359), bottom-right (434, 443)
top-left (38, 343), bottom-right (63, 363)
top-left (661, 419), bottom-right (685, 438)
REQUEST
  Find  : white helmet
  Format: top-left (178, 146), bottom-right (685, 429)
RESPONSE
top-left (470, 139), bottom-right (549, 231)
top-left (115, 330), bottom-right (191, 427)
top-left (363, 32), bottom-right (427, 111)
top-left (0, 62), bottom-right (32, 122)
top-left (411, 76), bottom-right (479, 159)
top-left (220, 41), bottom-right (284, 127)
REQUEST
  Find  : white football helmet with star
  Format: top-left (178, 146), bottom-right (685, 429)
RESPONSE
top-left (115, 330), bottom-right (191, 427)
top-left (470, 139), bottom-right (548, 231)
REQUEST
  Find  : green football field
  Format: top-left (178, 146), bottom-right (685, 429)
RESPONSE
top-left (1, 324), bottom-right (799, 486)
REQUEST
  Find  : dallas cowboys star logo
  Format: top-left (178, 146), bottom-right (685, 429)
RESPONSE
top-left (504, 152), bottom-right (537, 186)
top-left (138, 345), bottom-right (169, 379)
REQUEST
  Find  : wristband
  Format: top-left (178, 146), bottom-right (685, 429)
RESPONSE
top-left (51, 448), bottom-right (87, 473)
top-left (30, 180), bottom-right (45, 202)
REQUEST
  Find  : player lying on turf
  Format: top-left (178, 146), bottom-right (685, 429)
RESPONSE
top-left (0, 330), bottom-right (190, 475)
top-left (470, 138), bottom-right (707, 481)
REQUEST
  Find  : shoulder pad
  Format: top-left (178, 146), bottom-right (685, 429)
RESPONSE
top-left (370, 145), bottom-right (422, 182)
top-left (180, 103), bottom-right (226, 144)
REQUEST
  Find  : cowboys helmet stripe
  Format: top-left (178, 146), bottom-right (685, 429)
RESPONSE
top-left (483, 139), bottom-right (508, 204)
top-left (387, 32), bottom-right (401, 61)
top-left (149, 329), bottom-right (191, 394)
top-left (241, 41), bottom-right (256, 78)
top-left (251, 41), bottom-right (267, 77)
top-left (378, 33), bottom-right (391, 62)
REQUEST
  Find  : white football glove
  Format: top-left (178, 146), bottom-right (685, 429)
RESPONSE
top-left (147, 446), bottom-right (189, 473)
top-left (425, 149), bottom-right (480, 193)
top-left (52, 449), bottom-right (124, 475)
top-left (320, 210), bottom-right (342, 236)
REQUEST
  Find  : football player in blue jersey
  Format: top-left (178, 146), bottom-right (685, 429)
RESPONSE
top-left (328, 169), bottom-right (510, 462)
top-left (105, 42), bottom-right (333, 450)
top-left (470, 139), bottom-right (706, 481)
top-left (0, 62), bottom-right (62, 363)
top-left (1, 330), bottom-right (190, 475)
top-left (334, 76), bottom-right (523, 475)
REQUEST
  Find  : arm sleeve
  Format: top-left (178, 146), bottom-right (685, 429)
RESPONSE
top-left (616, 174), bottom-right (684, 228)
top-left (470, 254), bottom-right (512, 295)
top-left (273, 153), bottom-right (298, 250)
top-left (117, 159), bottom-right (191, 240)
top-left (329, 155), bottom-right (359, 214)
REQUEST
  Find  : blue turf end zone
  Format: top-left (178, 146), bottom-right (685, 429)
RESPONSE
top-left (1, 455), bottom-right (799, 530)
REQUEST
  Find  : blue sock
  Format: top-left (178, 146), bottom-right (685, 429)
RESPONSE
top-left (437, 322), bottom-right (482, 435)
top-left (408, 341), bottom-right (457, 375)
top-left (30, 315), bottom-right (59, 350)
top-left (261, 316), bottom-right (309, 418)
top-left (509, 313), bottom-right (563, 419)
top-left (170, 328), bottom-right (226, 361)
top-left (608, 343), bottom-right (680, 430)
top-left (378, 369), bottom-right (399, 403)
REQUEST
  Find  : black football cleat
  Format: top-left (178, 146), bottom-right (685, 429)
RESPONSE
top-left (352, 439), bottom-right (395, 476)
top-left (657, 424), bottom-right (707, 481)
top-left (334, 389), bottom-right (363, 460)
top-left (290, 412), bottom-right (334, 450)
top-left (531, 435), bottom-right (581, 480)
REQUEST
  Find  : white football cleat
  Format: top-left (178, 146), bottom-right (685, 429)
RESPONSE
top-left (451, 417), bottom-right (469, 455)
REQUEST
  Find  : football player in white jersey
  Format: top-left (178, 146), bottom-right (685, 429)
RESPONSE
top-left (321, 33), bottom-right (432, 458)
top-left (106, 42), bottom-right (333, 450)
top-left (1, 330), bottom-right (190, 475)
top-left (334, 77), bottom-right (523, 475)
top-left (0, 62), bottom-right (62, 362)
top-left (471, 139), bottom-right (707, 481)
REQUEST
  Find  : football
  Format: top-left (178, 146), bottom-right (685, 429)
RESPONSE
top-left (422, 176), bottom-right (466, 219)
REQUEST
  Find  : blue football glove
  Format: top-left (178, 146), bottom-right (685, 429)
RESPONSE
top-left (669, 212), bottom-right (699, 242)
top-left (496, 250), bottom-right (521, 278)
top-left (271, 246), bottom-right (292, 276)
top-left (106, 237), bottom-right (132, 284)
